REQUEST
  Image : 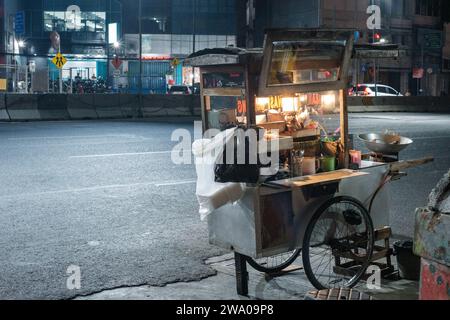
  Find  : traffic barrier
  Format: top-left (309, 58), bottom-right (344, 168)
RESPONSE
top-left (142, 95), bottom-right (188, 118)
top-left (141, 94), bottom-right (192, 117)
top-left (93, 94), bottom-right (124, 119)
top-left (0, 94), bottom-right (9, 121)
top-left (6, 94), bottom-right (40, 121)
top-left (37, 94), bottom-right (70, 120)
top-left (67, 94), bottom-right (98, 120)
top-left (192, 95), bottom-right (202, 117)
top-left (2, 94), bottom-right (448, 122)
top-left (193, 107), bottom-right (202, 117)
top-left (165, 95), bottom-right (195, 117)
top-left (119, 94), bottom-right (140, 118)
top-left (141, 95), bottom-right (169, 117)
top-left (348, 96), bottom-right (450, 113)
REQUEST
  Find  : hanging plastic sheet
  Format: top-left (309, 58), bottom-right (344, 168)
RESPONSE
top-left (192, 127), bottom-right (245, 220)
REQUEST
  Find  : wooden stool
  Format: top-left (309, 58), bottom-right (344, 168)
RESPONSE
top-left (333, 226), bottom-right (397, 279)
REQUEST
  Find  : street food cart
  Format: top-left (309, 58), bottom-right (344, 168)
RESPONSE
top-left (186, 29), bottom-right (433, 295)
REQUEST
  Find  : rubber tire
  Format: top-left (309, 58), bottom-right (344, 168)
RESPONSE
top-left (247, 249), bottom-right (301, 274)
top-left (302, 196), bottom-right (374, 290)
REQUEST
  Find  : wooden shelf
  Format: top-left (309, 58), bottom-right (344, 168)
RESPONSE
top-left (258, 136), bottom-right (293, 154)
top-left (270, 169), bottom-right (370, 189)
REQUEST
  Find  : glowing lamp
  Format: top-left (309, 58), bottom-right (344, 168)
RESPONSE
top-left (281, 97), bottom-right (296, 113)
top-left (321, 94), bottom-right (336, 106)
top-left (256, 97), bottom-right (269, 107)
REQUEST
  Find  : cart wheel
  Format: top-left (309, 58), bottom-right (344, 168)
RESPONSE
top-left (302, 196), bottom-right (374, 290)
top-left (247, 249), bottom-right (301, 274)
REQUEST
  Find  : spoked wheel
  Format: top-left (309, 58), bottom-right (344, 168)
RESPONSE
top-left (247, 249), bottom-right (301, 274)
top-left (302, 196), bottom-right (374, 290)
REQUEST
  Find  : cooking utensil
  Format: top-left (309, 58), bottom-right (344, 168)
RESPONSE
top-left (358, 133), bottom-right (413, 155)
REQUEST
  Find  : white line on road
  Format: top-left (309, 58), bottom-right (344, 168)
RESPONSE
top-left (0, 179), bottom-right (197, 199)
top-left (155, 180), bottom-right (196, 187)
top-left (70, 151), bottom-right (175, 158)
top-left (8, 135), bottom-right (137, 141)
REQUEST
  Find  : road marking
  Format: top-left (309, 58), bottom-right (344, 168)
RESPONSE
top-left (155, 180), bottom-right (196, 187)
top-left (70, 151), bottom-right (176, 158)
top-left (8, 135), bottom-right (137, 141)
top-left (0, 179), bottom-right (197, 199)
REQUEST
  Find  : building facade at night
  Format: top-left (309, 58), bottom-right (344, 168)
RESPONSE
top-left (121, 0), bottom-right (237, 93)
top-left (0, 0), bottom-right (237, 93)
top-left (3, 0), bottom-right (447, 95)
top-left (237, 0), bottom-right (450, 96)
top-left (0, 0), bottom-right (122, 91)
top-left (120, 0), bottom-right (237, 93)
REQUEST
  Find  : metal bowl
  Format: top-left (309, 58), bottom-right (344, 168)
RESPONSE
top-left (358, 133), bottom-right (413, 155)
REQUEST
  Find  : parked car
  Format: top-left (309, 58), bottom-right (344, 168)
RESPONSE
top-left (189, 83), bottom-right (201, 94)
top-left (168, 85), bottom-right (192, 95)
top-left (349, 84), bottom-right (403, 96)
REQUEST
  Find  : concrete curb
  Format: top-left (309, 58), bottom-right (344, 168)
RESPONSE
top-left (0, 94), bottom-right (9, 121)
top-left (0, 94), bottom-right (448, 122)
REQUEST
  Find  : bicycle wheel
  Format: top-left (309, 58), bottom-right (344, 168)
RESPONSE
top-left (302, 196), bottom-right (374, 289)
top-left (247, 249), bottom-right (301, 274)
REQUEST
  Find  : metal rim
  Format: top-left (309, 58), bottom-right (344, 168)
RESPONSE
top-left (302, 196), bottom-right (374, 290)
top-left (247, 249), bottom-right (301, 274)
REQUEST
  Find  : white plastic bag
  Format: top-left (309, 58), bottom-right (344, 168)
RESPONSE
top-left (192, 128), bottom-right (245, 220)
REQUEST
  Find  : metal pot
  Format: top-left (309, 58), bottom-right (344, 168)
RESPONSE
top-left (359, 133), bottom-right (413, 155)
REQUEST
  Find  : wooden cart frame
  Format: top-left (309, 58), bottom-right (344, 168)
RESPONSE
top-left (185, 29), bottom-right (432, 296)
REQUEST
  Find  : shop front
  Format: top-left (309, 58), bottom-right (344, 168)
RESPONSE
top-left (48, 56), bottom-right (108, 93)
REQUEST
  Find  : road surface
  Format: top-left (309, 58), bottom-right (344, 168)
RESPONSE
top-left (0, 113), bottom-right (448, 299)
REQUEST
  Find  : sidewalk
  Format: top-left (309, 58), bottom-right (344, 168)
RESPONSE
top-left (76, 253), bottom-right (419, 300)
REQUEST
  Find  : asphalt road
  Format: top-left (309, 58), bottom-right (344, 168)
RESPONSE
top-left (0, 113), bottom-right (449, 299)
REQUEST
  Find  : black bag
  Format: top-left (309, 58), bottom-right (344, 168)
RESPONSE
top-left (214, 128), bottom-right (261, 183)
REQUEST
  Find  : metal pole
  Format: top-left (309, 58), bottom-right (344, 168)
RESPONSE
top-left (421, 45), bottom-right (424, 95)
top-left (136, 0), bottom-right (143, 117)
top-left (59, 43), bottom-right (63, 94)
top-left (70, 68), bottom-right (73, 94)
top-left (317, 0), bottom-right (321, 27)
top-left (12, 15), bottom-right (16, 93)
top-left (353, 0), bottom-right (357, 85)
top-left (30, 64), bottom-right (33, 94)
top-left (139, 0), bottom-right (142, 95)
top-left (371, 0), bottom-right (377, 96)
top-left (234, 252), bottom-right (248, 296)
top-left (106, 0), bottom-right (111, 89)
top-left (192, 0), bottom-right (196, 87)
top-left (245, 0), bottom-right (253, 48)
top-left (25, 64), bottom-right (28, 93)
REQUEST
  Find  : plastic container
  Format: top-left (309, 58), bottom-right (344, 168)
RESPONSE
top-left (394, 240), bottom-right (421, 281)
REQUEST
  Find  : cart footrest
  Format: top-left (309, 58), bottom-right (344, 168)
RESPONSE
top-left (305, 288), bottom-right (373, 300)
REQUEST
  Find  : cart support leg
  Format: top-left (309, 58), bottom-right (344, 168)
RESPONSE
top-left (234, 252), bottom-right (249, 296)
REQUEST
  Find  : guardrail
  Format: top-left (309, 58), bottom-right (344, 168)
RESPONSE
top-left (0, 93), bottom-right (201, 121)
top-left (348, 96), bottom-right (450, 113)
top-left (0, 94), bottom-right (448, 122)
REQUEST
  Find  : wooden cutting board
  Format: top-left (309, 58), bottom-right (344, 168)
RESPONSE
top-left (270, 169), bottom-right (370, 188)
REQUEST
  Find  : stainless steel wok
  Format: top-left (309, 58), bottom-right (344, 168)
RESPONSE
top-left (359, 133), bottom-right (413, 155)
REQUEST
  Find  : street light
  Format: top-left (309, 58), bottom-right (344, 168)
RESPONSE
top-left (18, 40), bottom-right (26, 48)
top-left (113, 41), bottom-right (120, 49)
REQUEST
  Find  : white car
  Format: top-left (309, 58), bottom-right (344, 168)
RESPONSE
top-left (168, 85), bottom-right (192, 95)
top-left (350, 84), bottom-right (403, 97)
